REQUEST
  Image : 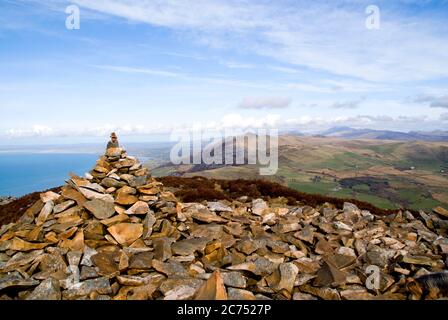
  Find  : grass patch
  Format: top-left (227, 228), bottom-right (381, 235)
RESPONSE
top-left (354, 193), bottom-right (397, 209)
top-left (352, 184), bottom-right (370, 192)
top-left (328, 188), bottom-right (396, 209)
top-left (315, 152), bottom-right (384, 171)
top-left (288, 180), bottom-right (396, 209)
top-left (288, 181), bottom-right (338, 195)
top-left (364, 143), bottom-right (402, 155)
top-left (408, 198), bottom-right (442, 211)
top-left (396, 188), bottom-right (443, 210)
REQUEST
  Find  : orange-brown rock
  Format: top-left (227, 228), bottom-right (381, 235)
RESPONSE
top-left (194, 270), bottom-right (228, 300)
top-left (107, 223), bottom-right (143, 245)
top-left (9, 237), bottom-right (49, 251)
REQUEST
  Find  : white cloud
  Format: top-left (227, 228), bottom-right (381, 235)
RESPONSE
top-left (93, 64), bottom-right (384, 94)
top-left (92, 64), bottom-right (271, 88)
top-left (285, 80), bottom-right (387, 94)
top-left (320, 79), bottom-right (388, 93)
top-left (221, 61), bottom-right (255, 69)
top-left (238, 97), bottom-right (292, 109)
top-left (71, 0), bottom-right (448, 82)
top-left (6, 125), bottom-right (54, 138)
top-left (93, 64), bottom-right (187, 78)
top-left (73, 0), bottom-right (271, 30)
top-left (414, 94), bottom-right (448, 108)
top-left (5, 112), bottom-right (443, 139)
top-left (268, 66), bottom-right (302, 74)
top-left (285, 83), bottom-right (337, 94)
top-left (160, 51), bottom-right (208, 61)
top-left (330, 98), bottom-right (365, 109)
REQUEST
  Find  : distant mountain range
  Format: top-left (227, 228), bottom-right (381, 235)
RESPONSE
top-left (314, 127), bottom-right (448, 142)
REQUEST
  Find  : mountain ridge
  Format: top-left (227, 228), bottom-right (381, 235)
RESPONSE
top-left (317, 127), bottom-right (448, 142)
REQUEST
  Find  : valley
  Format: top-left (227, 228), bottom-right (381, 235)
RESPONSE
top-left (151, 135), bottom-right (448, 210)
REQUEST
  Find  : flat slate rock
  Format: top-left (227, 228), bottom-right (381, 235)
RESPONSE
top-left (83, 199), bottom-right (116, 220)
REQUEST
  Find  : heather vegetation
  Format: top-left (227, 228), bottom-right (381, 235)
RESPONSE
top-left (158, 176), bottom-right (407, 216)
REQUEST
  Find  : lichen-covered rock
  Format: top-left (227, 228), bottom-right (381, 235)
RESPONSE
top-left (26, 278), bottom-right (61, 300)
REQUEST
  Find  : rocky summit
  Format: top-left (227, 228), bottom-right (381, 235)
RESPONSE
top-left (0, 147), bottom-right (447, 300)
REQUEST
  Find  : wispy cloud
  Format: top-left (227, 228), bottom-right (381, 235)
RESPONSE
top-left (73, 0), bottom-right (271, 30)
top-left (285, 83), bottom-right (338, 94)
top-left (159, 51), bottom-right (208, 61)
top-left (220, 61), bottom-right (255, 69)
top-left (94, 64), bottom-right (384, 94)
top-left (70, 0), bottom-right (448, 82)
top-left (330, 98), bottom-right (365, 109)
top-left (6, 125), bottom-right (54, 138)
top-left (93, 64), bottom-right (187, 78)
top-left (6, 113), bottom-right (441, 139)
top-left (238, 97), bottom-right (292, 109)
top-left (92, 64), bottom-right (271, 88)
top-left (268, 66), bottom-right (302, 74)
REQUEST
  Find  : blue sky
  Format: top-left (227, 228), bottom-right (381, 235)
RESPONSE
top-left (1, 0), bottom-right (448, 144)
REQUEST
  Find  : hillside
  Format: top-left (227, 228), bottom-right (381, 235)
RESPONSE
top-left (152, 136), bottom-right (448, 210)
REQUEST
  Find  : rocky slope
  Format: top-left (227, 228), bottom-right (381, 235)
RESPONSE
top-left (0, 147), bottom-right (447, 300)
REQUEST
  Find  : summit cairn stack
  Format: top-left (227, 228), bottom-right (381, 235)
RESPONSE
top-left (0, 142), bottom-right (448, 300)
top-left (0, 145), bottom-right (177, 300)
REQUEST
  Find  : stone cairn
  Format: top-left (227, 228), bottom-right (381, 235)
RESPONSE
top-left (0, 147), bottom-right (447, 300)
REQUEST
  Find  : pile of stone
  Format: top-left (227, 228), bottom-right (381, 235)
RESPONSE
top-left (0, 147), bottom-right (447, 300)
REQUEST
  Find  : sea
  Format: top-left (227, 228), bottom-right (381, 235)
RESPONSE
top-left (0, 153), bottom-right (100, 197)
